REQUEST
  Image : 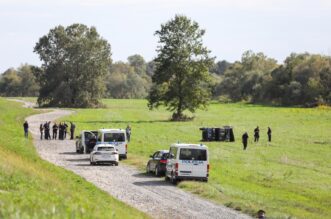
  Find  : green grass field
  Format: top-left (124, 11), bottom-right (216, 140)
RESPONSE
top-left (0, 98), bottom-right (148, 219)
top-left (62, 99), bottom-right (331, 219)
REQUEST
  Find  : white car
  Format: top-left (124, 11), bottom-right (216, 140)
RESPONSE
top-left (166, 143), bottom-right (209, 184)
top-left (90, 144), bottom-right (119, 166)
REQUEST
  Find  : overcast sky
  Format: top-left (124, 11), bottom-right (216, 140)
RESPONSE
top-left (1, 0), bottom-right (331, 73)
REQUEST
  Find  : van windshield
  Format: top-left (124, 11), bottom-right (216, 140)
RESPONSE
top-left (104, 133), bottom-right (125, 142)
top-left (179, 148), bottom-right (207, 161)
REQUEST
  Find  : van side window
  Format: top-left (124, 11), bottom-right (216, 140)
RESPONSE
top-left (179, 149), bottom-right (207, 161)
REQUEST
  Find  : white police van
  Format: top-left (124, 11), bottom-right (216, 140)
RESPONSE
top-left (165, 143), bottom-right (209, 184)
top-left (96, 129), bottom-right (128, 159)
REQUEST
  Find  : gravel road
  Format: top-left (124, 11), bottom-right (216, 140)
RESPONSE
top-left (20, 100), bottom-right (251, 219)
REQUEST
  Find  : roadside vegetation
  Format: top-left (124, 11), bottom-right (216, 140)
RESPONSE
top-left (63, 99), bottom-right (331, 219)
top-left (0, 98), bottom-right (147, 219)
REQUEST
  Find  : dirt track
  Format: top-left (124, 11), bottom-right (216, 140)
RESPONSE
top-left (18, 100), bottom-right (251, 219)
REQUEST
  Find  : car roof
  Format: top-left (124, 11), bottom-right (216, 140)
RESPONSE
top-left (157, 150), bottom-right (169, 153)
top-left (170, 143), bottom-right (208, 149)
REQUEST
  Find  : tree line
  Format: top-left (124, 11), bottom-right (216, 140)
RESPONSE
top-left (0, 16), bottom-right (330, 114)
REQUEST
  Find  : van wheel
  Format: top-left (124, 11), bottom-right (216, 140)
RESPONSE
top-left (90, 161), bottom-right (96, 165)
top-left (171, 172), bottom-right (177, 185)
top-left (114, 162), bottom-right (119, 166)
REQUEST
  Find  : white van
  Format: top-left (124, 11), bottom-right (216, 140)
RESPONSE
top-left (165, 143), bottom-right (209, 184)
top-left (96, 129), bottom-right (128, 159)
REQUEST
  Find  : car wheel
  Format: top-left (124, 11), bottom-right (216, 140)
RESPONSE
top-left (146, 163), bottom-right (150, 174)
top-left (114, 162), bottom-right (119, 166)
top-left (90, 161), bottom-right (95, 165)
top-left (155, 166), bottom-right (159, 176)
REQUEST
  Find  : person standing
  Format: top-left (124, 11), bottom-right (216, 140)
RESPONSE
top-left (23, 121), bottom-right (29, 138)
top-left (39, 124), bottom-right (44, 140)
top-left (254, 126), bottom-right (260, 142)
top-left (64, 122), bottom-right (68, 139)
top-left (126, 125), bottom-right (131, 142)
top-left (267, 127), bottom-right (272, 142)
top-left (43, 122), bottom-right (48, 140)
top-left (70, 122), bottom-right (76, 140)
top-left (53, 123), bottom-right (58, 140)
top-left (59, 122), bottom-right (63, 140)
top-left (242, 132), bottom-right (249, 150)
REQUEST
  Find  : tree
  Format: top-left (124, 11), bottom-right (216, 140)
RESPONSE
top-left (127, 54), bottom-right (147, 75)
top-left (34, 24), bottom-right (112, 107)
top-left (148, 15), bottom-right (214, 120)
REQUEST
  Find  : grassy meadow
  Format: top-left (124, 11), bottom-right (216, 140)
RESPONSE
top-left (0, 98), bottom-right (148, 219)
top-left (62, 99), bottom-right (331, 219)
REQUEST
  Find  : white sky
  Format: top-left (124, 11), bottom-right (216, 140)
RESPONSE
top-left (1, 0), bottom-right (331, 73)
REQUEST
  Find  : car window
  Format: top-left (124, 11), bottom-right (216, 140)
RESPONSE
top-left (153, 152), bottom-right (159, 159)
top-left (104, 133), bottom-right (125, 142)
top-left (161, 153), bottom-right (169, 159)
top-left (156, 152), bottom-right (163, 159)
top-left (97, 132), bottom-right (102, 142)
top-left (84, 132), bottom-right (95, 140)
top-left (97, 147), bottom-right (115, 151)
top-left (179, 149), bottom-right (207, 161)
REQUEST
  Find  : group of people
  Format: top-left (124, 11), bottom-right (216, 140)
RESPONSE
top-left (39, 121), bottom-right (76, 140)
top-left (242, 126), bottom-right (272, 150)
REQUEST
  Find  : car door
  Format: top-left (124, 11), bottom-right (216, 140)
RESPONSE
top-left (190, 149), bottom-right (208, 177)
top-left (150, 151), bottom-right (159, 170)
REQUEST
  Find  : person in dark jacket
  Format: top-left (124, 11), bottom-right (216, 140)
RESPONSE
top-left (58, 122), bottom-right (63, 140)
top-left (53, 123), bottom-right (58, 140)
top-left (254, 126), bottom-right (260, 142)
top-left (126, 125), bottom-right (131, 142)
top-left (63, 122), bottom-right (68, 139)
top-left (267, 127), bottom-right (272, 142)
top-left (40, 124), bottom-right (44, 140)
top-left (242, 132), bottom-right (249, 150)
top-left (43, 122), bottom-right (48, 140)
top-left (70, 122), bottom-right (76, 140)
top-left (23, 121), bottom-right (29, 138)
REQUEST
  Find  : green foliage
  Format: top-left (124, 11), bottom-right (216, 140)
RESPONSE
top-left (148, 15), bottom-right (215, 120)
top-left (34, 24), bottom-right (112, 108)
top-left (0, 98), bottom-right (147, 218)
top-left (0, 65), bottom-right (39, 97)
top-left (64, 99), bottom-right (331, 219)
top-left (216, 52), bottom-right (331, 106)
top-left (105, 55), bottom-right (151, 99)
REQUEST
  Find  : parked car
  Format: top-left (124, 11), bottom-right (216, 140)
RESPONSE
top-left (146, 150), bottom-right (169, 176)
top-left (75, 130), bottom-right (98, 153)
top-left (166, 143), bottom-right (209, 184)
top-left (90, 144), bottom-right (119, 166)
top-left (96, 129), bottom-right (128, 159)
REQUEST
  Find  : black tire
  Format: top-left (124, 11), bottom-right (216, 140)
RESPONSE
top-left (165, 175), bottom-right (170, 181)
top-left (146, 163), bottom-right (150, 174)
top-left (155, 166), bottom-right (159, 176)
top-left (123, 154), bottom-right (127, 159)
top-left (171, 172), bottom-right (177, 185)
top-left (114, 162), bottom-right (119, 166)
top-left (90, 161), bottom-right (95, 165)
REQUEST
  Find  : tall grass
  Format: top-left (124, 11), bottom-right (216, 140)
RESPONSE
top-left (0, 98), bottom-right (148, 219)
top-left (64, 99), bottom-right (331, 219)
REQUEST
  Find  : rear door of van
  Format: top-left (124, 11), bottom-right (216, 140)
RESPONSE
top-left (178, 148), bottom-right (208, 178)
top-left (103, 132), bottom-right (127, 156)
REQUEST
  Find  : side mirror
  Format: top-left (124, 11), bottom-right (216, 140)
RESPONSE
top-left (169, 153), bottom-right (175, 159)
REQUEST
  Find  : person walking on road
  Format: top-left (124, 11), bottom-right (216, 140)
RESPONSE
top-left (23, 121), bottom-right (29, 138)
top-left (254, 126), bottom-right (260, 142)
top-left (70, 122), bottom-right (76, 140)
top-left (267, 127), bottom-right (272, 142)
top-left (39, 124), bottom-right (44, 140)
top-left (242, 132), bottom-right (249, 150)
top-left (63, 122), bottom-right (68, 139)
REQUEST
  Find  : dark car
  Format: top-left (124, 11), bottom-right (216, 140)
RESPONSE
top-left (146, 150), bottom-right (169, 176)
